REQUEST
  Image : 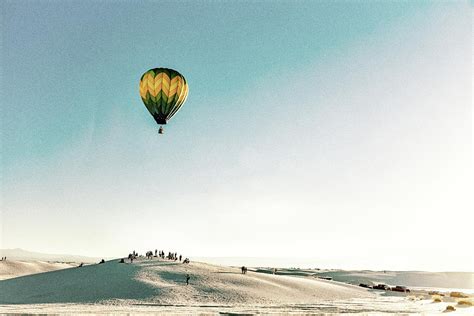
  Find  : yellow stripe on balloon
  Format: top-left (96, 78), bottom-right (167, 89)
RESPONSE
top-left (177, 78), bottom-right (185, 101)
top-left (147, 74), bottom-right (155, 94)
top-left (168, 78), bottom-right (179, 102)
top-left (162, 73), bottom-right (170, 97)
top-left (175, 77), bottom-right (182, 96)
top-left (147, 73), bottom-right (159, 97)
top-left (169, 76), bottom-right (179, 93)
top-left (154, 73), bottom-right (163, 89)
top-left (177, 83), bottom-right (187, 104)
top-left (172, 77), bottom-right (183, 104)
top-left (139, 80), bottom-right (148, 99)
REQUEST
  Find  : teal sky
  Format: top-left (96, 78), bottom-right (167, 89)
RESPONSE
top-left (1, 1), bottom-right (472, 271)
top-left (2, 1), bottom-right (422, 166)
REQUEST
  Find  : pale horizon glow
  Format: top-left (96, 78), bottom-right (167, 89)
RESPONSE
top-left (0, 2), bottom-right (472, 272)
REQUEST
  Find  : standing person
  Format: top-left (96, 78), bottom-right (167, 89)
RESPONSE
top-left (179, 255), bottom-right (182, 262)
top-left (186, 274), bottom-right (190, 285)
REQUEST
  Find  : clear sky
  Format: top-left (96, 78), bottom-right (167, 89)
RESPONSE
top-left (1, 1), bottom-right (472, 271)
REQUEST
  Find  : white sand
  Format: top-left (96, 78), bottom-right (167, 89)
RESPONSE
top-left (0, 248), bottom-right (101, 263)
top-left (0, 260), bottom-right (78, 280)
top-left (0, 258), bottom-right (371, 305)
top-left (1, 258), bottom-right (472, 314)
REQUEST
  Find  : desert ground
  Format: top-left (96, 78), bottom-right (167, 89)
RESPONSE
top-left (0, 260), bottom-right (78, 281)
top-left (0, 257), bottom-right (473, 314)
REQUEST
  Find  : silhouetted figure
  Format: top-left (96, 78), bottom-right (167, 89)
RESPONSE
top-left (186, 274), bottom-right (190, 285)
top-left (155, 249), bottom-right (157, 257)
top-left (78, 263), bottom-right (83, 267)
top-left (119, 258), bottom-right (125, 263)
top-left (179, 255), bottom-right (182, 262)
top-left (99, 259), bottom-right (105, 264)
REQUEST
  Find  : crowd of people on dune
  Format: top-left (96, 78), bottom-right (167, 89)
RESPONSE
top-left (124, 249), bottom-right (190, 264)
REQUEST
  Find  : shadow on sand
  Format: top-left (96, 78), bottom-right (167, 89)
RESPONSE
top-left (0, 260), bottom-right (158, 304)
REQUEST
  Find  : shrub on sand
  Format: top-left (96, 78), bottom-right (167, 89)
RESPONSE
top-left (450, 292), bottom-right (468, 298)
top-left (444, 305), bottom-right (456, 312)
top-left (433, 297), bottom-right (442, 303)
top-left (457, 299), bottom-right (473, 306)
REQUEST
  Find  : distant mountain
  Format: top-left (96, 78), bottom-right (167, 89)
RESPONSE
top-left (0, 248), bottom-right (103, 263)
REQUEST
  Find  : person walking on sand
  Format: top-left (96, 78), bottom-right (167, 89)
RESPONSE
top-left (186, 274), bottom-right (190, 285)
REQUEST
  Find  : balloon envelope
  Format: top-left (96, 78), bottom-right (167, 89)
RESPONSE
top-left (139, 68), bottom-right (188, 125)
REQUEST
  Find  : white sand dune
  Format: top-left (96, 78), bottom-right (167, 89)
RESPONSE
top-left (1, 258), bottom-right (472, 314)
top-left (0, 258), bottom-right (372, 305)
top-left (0, 248), bottom-right (101, 263)
top-left (0, 260), bottom-right (78, 280)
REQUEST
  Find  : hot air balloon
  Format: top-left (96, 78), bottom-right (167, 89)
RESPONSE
top-left (139, 68), bottom-right (189, 134)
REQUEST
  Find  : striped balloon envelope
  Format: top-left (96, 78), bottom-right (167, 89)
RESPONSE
top-left (139, 68), bottom-right (189, 132)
